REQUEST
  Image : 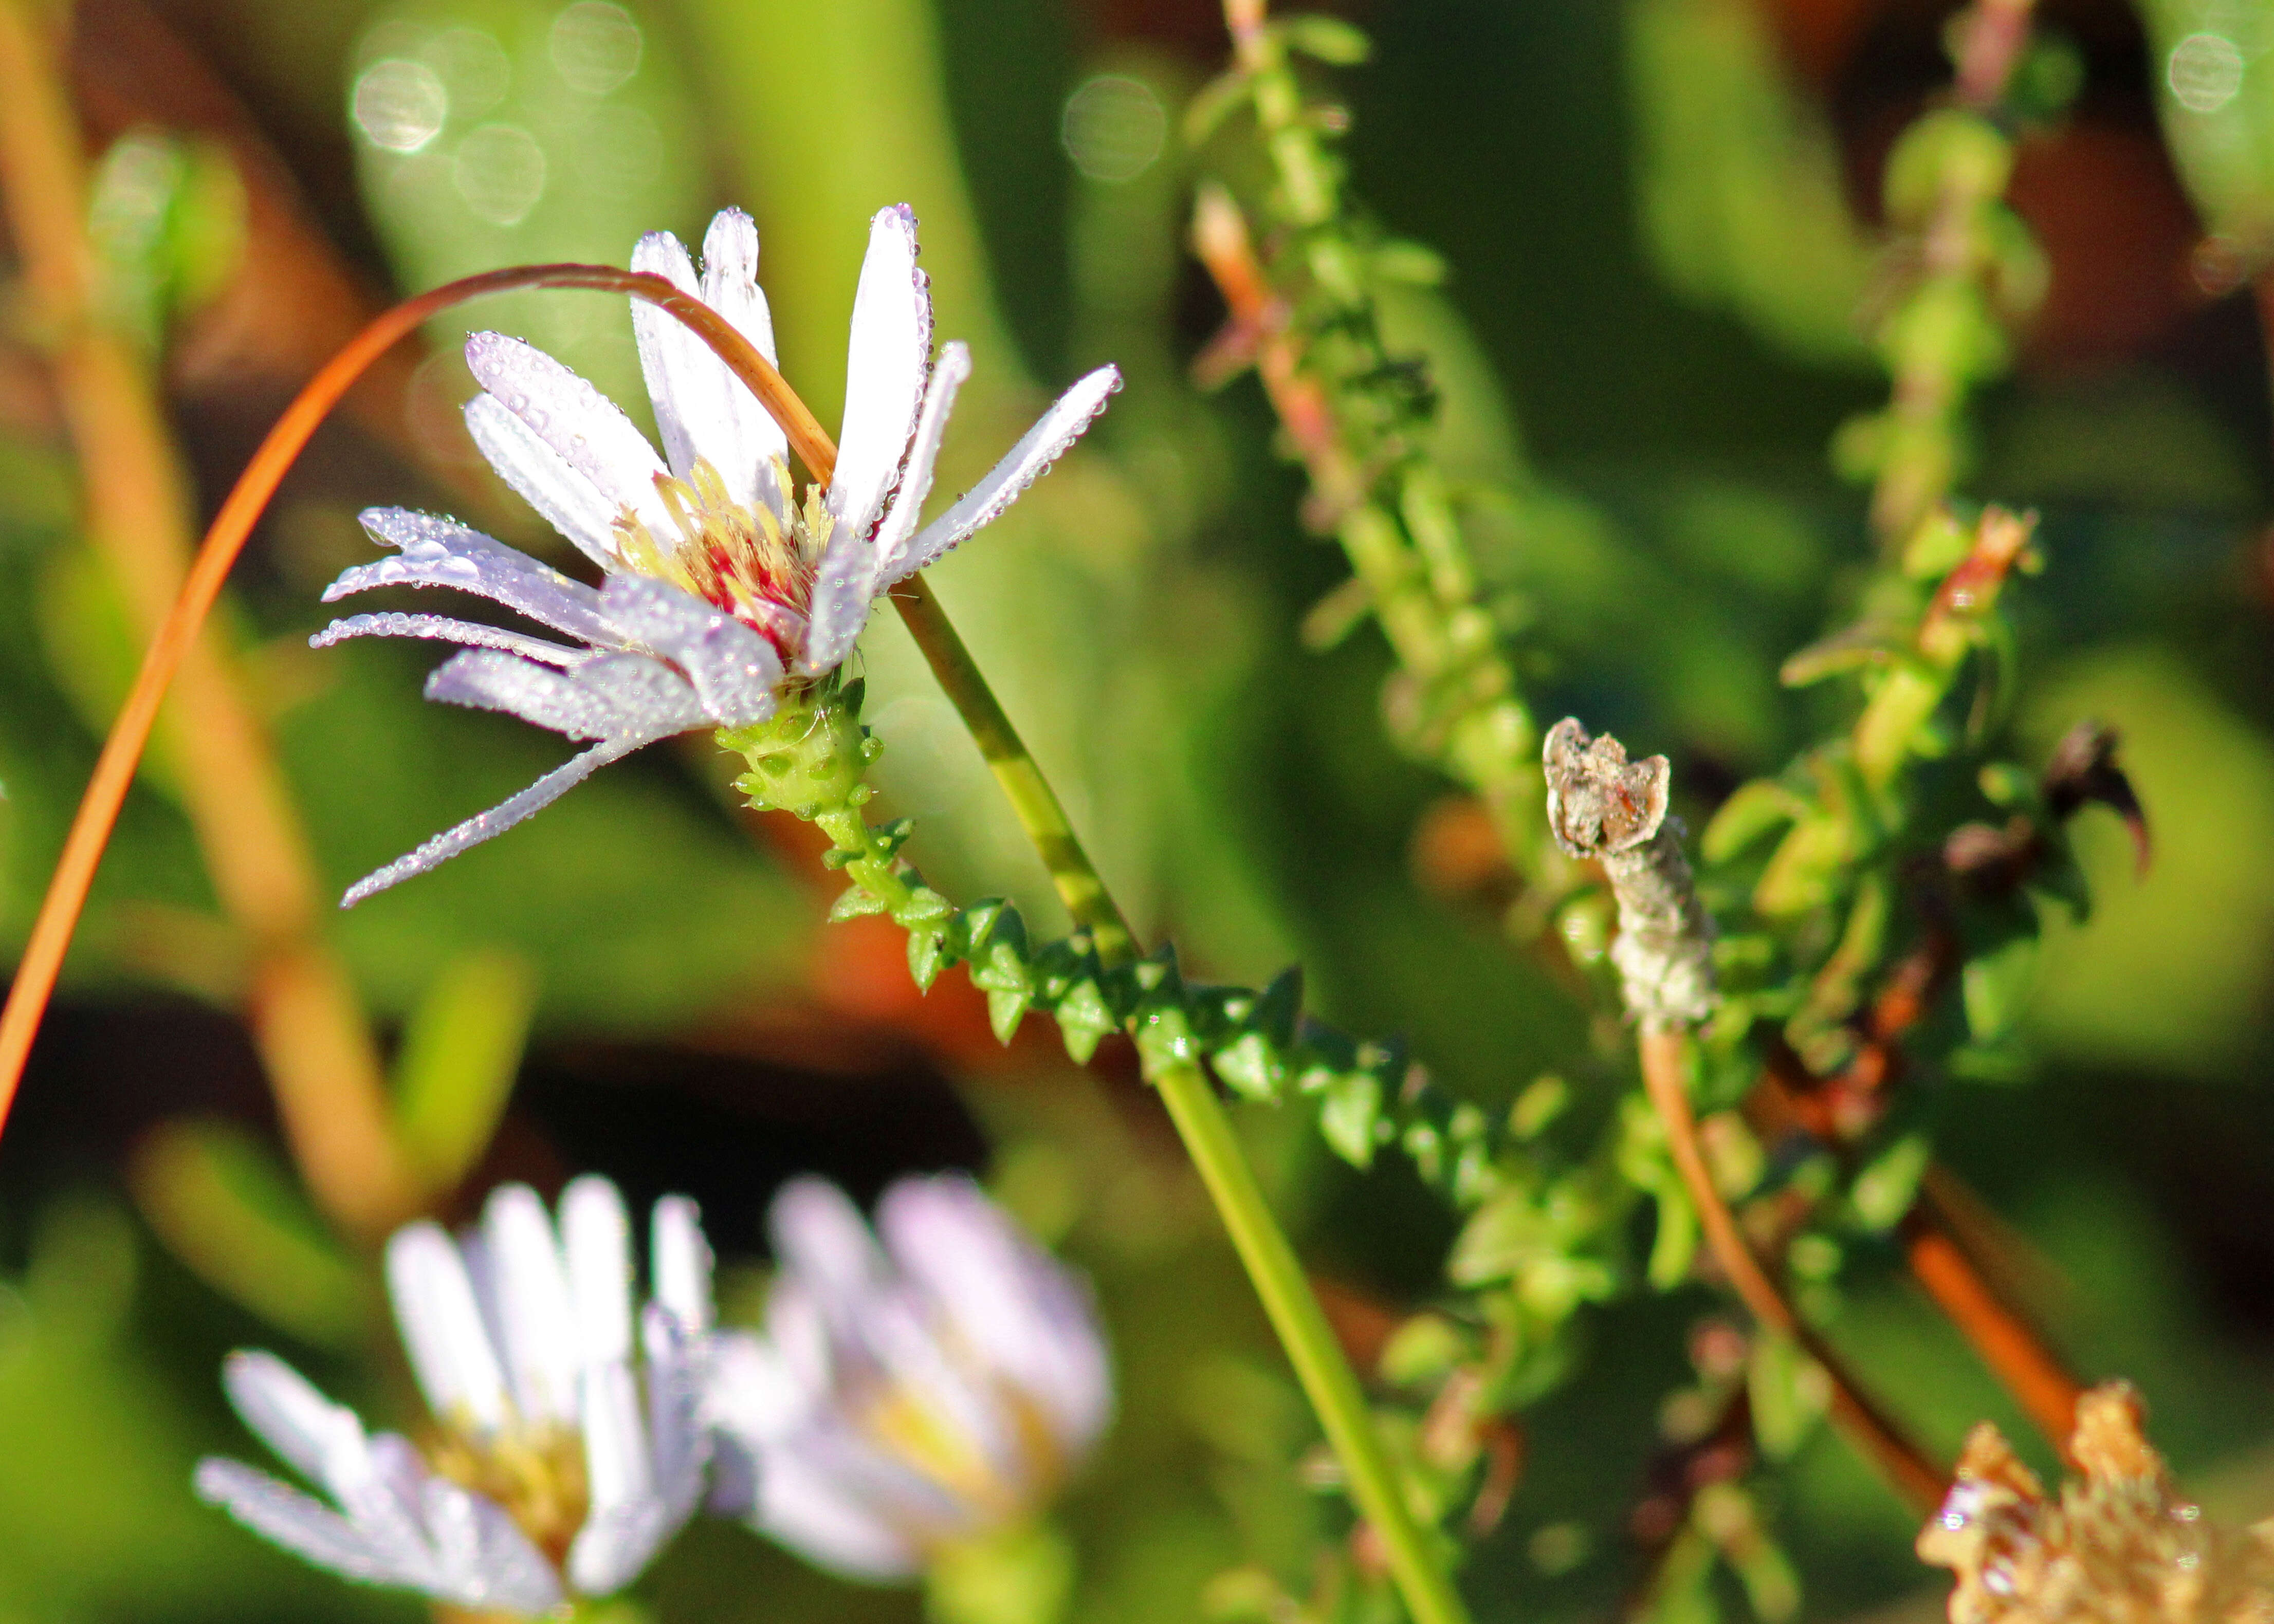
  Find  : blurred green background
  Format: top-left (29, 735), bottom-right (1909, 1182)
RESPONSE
top-left (1, 0), bottom-right (2271, 1620)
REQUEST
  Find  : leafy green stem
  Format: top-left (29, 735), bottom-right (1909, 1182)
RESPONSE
top-left (731, 656), bottom-right (1478, 1624)
top-left (1153, 1054), bottom-right (1471, 1624)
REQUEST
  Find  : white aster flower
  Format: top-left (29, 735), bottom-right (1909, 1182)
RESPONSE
top-left (317, 204), bottom-right (1120, 904)
top-left (707, 1173), bottom-right (1112, 1582)
top-left (195, 1177), bottom-right (716, 1615)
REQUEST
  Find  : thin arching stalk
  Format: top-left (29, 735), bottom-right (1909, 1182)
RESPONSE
top-left (0, 263), bottom-right (1476, 1624)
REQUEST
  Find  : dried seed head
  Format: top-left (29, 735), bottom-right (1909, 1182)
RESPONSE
top-left (1919, 1382), bottom-right (2274, 1624)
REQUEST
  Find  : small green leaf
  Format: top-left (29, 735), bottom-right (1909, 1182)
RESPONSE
top-left (127, 1119), bottom-right (368, 1347)
top-left (1646, 1181), bottom-right (1698, 1289)
top-left (1851, 1133), bottom-right (1930, 1230)
top-left (829, 885), bottom-right (889, 921)
top-left (1317, 1070), bottom-right (1382, 1168)
top-left (1134, 1003), bottom-right (1199, 1080)
top-left (391, 948), bottom-right (538, 1196)
top-left (985, 987), bottom-right (1032, 1045)
top-left (1278, 13), bottom-right (1371, 64)
top-left (1211, 1032), bottom-right (1285, 1101)
top-left (1747, 1333), bottom-right (1828, 1460)
top-left (1701, 780), bottom-right (1802, 863)
top-left (1962, 928), bottom-right (2039, 1043)
top-left (908, 925), bottom-right (950, 989)
top-left (1054, 980), bottom-right (1117, 1064)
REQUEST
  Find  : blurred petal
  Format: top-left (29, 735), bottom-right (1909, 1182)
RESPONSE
top-left (880, 1176), bottom-right (1111, 1448)
top-left (768, 1178), bottom-right (888, 1309)
top-left (893, 365), bottom-right (1120, 583)
top-left (641, 1303), bottom-right (709, 1514)
top-left (418, 1473), bottom-right (564, 1614)
top-left (194, 1459), bottom-right (427, 1589)
top-left (386, 1225), bottom-right (507, 1434)
top-left (650, 1195), bottom-right (713, 1334)
top-left (828, 205), bottom-right (931, 548)
top-left (219, 1351), bottom-right (356, 1487)
top-left (749, 1444), bottom-right (927, 1582)
top-left (563, 1175), bottom-right (634, 1365)
top-left (481, 1185), bottom-right (582, 1428)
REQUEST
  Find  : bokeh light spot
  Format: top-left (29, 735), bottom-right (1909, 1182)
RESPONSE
top-left (453, 122), bottom-right (547, 226)
top-left (352, 58), bottom-right (448, 154)
top-left (2168, 32), bottom-right (2245, 115)
top-left (551, 1), bottom-right (643, 97)
top-left (1060, 75), bottom-right (1166, 182)
top-left (423, 28), bottom-right (511, 120)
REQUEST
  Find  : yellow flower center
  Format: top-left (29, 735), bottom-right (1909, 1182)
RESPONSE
top-left (610, 456), bottom-right (834, 655)
top-left (426, 1414), bottom-right (591, 1567)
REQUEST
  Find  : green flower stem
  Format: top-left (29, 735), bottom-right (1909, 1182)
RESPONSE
top-left (887, 577), bottom-right (1473, 1624)
top-left (891, 574), bottom-right (1136, 967)
top-left (1153, 1055), bottom-right (1470, 1624)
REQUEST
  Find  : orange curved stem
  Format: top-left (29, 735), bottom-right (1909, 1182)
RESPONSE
top-left (0, 261), bottom-right (837, 1141)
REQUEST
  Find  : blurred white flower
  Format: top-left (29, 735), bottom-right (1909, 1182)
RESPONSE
top-left (708, 1173), bottom-right (1111, 1581)
top-left (195, 1177), bottom-right (714, 1615)
top-left (316, 203), bottom-right (1120, 905)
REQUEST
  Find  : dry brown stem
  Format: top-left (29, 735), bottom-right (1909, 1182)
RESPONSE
top-left (1641, 1028), bottom-right (1948, 1513)
top-left (0, 0), bottom-right (415, 1236)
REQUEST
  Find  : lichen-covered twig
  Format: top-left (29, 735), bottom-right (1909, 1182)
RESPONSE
top-left (1543, 719), bottom-right (1715, 1031)
top-left (1551, 717), bottom-right (1946, 1510)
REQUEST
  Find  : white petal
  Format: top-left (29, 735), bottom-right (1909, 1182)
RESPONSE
top-left (827, 205), bottom-right (931, 549)
top-left (699, 208), bottom-right (790, 499)
top-left (629, 229), bottom-right (706, 481)
top-left (481, 1185), bottom-right (583, 1428)
top-left (332, 508), bottom-right (622, 649)
top-left (464, 393), bottom-right (623, 568)
top-left (386, 1225), bottom-right (508, 1434)
top-left (563, 1174), bottom-right (634, 1365)
top-left (631, 213), bottom-right (790, 518)
top-left (893, 364), bottom-right (1120, 582)
top-left (219, 1351), bottom-right (357, 1487)
top-left (595, 575), bottom-right (782, 725)
top-left (425, 648), bottom-right (709, 745)
top-left (867, 341), bottom-right (972, 581)
top-left (465, 333), bottom-right (672, 538)
top-left (650, 1195), bottom-right (713, 1334)
top-left (768, 1178), bottom-right (888, 1309)
top-left (194, 1458), bottom-right (430, 1590)
top-left (341, 739), bottom-right (636, 908)
top-left (418, 1473), bottom-right (565, 1614)
top-left (798, 341), bottom-right (971, 677)
top-left (309, 611), bottom-right (590, 668)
